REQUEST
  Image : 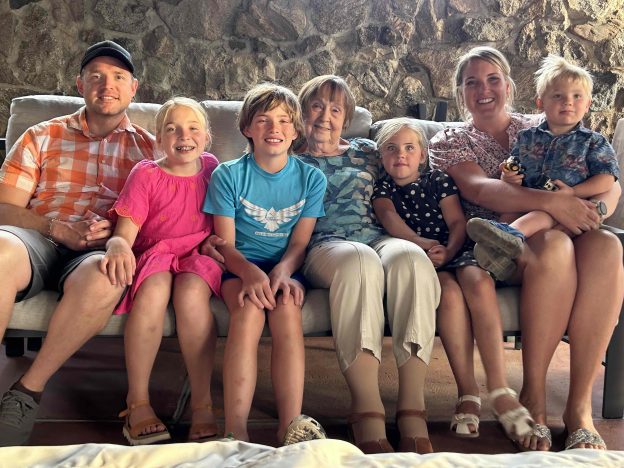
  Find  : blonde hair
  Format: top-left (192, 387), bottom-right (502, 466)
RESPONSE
top-left (534, 54), bottom-right (593, 98)
top-left (155, 97), bottom-right (212, 149)
top-left (298, 75), bottom-right (356, 129)
top-left (453, 46), bottom-right (516, 121)
top-left (238, 83), bottom-right (304, 152)
top-left (375, 118), bottom-right (428, 167)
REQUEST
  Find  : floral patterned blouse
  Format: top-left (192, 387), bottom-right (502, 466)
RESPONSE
top-left (428, 113), bottom-right (541, 220)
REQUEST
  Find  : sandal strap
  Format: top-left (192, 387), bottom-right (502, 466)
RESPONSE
top-left (457, 395), bottom-right (481, 407)
top-left (127, 416), bottom-right (167, 439)
top-left (347, 411), bottom-right (386, 424)
top-left (396, 409), bottom-right (427, 421)
top-left (191, 404), bottom-right (213, 412)
top-left (489, 387), bottom-right (517, 401)
top-left (118, 400), bottom-right (151, 418)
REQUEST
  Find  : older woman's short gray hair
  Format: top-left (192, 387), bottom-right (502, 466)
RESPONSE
top-left (298, 75), bottom-right (356, 129)
top-left (453, 46), bottom-right (516, 121)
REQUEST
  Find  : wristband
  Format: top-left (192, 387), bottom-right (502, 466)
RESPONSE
top-left (45, 217), bottom-right (58, 244)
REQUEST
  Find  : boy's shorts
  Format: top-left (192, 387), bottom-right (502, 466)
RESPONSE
top-left (0, 225), bottom-right (105, 302)
top-left (222, 260), bottom-right (307, 290)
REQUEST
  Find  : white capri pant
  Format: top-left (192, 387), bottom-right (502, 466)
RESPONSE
top-left (302, 236), bottom-right (440, 372)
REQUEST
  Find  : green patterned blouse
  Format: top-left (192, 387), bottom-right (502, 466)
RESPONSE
top-left (297, 138), bottom-right (385, 249)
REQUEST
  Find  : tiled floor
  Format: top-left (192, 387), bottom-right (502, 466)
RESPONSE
top-left (1, 336), bottom-right (622, 452)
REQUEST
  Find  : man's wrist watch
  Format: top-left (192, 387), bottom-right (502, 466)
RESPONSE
top-left (591, 199), bottom-right (607, 217)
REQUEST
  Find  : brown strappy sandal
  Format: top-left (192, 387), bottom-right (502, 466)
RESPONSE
top-left (347, 412), bottom-right (394, 454)
top-left (188, 404), bottom-right (219, 442)
top-left (396, 409), bottom-right (433, 454)
top-left (119, 400), bottom-right (171, 446)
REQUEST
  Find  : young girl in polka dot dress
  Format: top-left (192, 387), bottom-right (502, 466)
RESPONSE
top-left (372, 118), bottom-right (534, 443)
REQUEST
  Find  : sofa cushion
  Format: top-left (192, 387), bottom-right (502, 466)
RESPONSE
top-left (5, 95), bottom-right (373, 164)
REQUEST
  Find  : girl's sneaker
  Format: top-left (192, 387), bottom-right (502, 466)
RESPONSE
top-left (282, 414), bottom-right (327, 445)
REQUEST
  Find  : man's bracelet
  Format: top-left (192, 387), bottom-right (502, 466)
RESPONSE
top-left (45, 217), bottom-right (58, 244)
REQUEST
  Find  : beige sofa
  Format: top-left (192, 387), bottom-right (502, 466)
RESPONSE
top-left (2, 95), bottom-right (624, 419)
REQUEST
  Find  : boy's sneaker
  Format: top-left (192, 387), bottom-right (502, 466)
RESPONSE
top-left (466, 218), bottom-right (525, 259)
top-left (474, 243), bottom-right (518, 281)
top-left (282, 414), bottom-right (327, 446)
top-left (0, 389), bottom-right (39, 446)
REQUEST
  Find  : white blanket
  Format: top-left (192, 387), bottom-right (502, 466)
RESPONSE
top-left (0, 439), bottom-right (622, 467)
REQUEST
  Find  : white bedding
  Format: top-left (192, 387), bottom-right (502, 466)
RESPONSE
top-left (0, 439), bottom-right (622, 467)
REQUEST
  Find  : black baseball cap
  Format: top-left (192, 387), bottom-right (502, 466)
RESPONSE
top-left (80, 40), bottom-right (134, 74)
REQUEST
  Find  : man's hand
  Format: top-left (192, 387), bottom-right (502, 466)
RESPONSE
top-left (199, 235), bottom-right (226, 264)
top-left (51, 219), bottom-right (113, 250)
top-left (99, 237), bottom-right (136, 286)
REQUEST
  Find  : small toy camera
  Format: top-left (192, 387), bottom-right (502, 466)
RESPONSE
top-left (503, 155), bottom-right (523, 174)
top-left (535, 174), bottom-right (558, 191)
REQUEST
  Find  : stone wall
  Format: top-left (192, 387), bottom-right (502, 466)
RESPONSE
top-left (1, 0), bottom-right (623, 141)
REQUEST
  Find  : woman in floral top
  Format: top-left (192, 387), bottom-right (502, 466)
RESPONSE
top-left (296, 75), bottom-right (439, 454)
top-left (429, 46), bottom-right (623, 452)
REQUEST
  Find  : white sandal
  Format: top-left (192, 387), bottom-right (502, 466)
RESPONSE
top-left (450, 395), bottom-right (481, 438)
top-left (489, 387), bottom-right (534, 439)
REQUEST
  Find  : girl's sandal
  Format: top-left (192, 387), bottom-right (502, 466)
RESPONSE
top-left (347, 412), bottom-right (394, 454)
top-left (450, 395), bottom-right (481, 438)
top-left (396, 409), bottom-right (433, 454)
top-left (188, 404), bottom-right (219, 442)
top-left (489, 387), bottom-right (534, 439)
top-left (119, 400), bottom-right (171, 446)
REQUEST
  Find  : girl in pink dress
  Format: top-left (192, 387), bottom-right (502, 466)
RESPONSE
top-left (100, 97), bottom-right (222, 446)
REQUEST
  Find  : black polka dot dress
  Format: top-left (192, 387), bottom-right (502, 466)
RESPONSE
top-left (372, 169), bottom-right (477, 271)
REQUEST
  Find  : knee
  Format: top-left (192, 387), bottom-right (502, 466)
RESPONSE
top-left (332, 244), bottom-right (383, 286)
top-left (64, 256), bottom-right (123, 308)
top-left (528, 230), bottom-right (575, 271)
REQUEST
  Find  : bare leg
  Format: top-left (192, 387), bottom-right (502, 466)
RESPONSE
top-left (563, 230), bottom-right (623, 449)
top-left (173, 273), bottom-right (217, 440)
top-left (436, 271), bottom-right (480, 432)
top-left (20, 256), bottom-right (125, 391)
top-left (221, 279), bottom-right (265, 442)
top-left (456, 266), bottom-right (527, 417)
top-left (516, 230), bottom-right (576, 450)
top-left (396, 352), bottom-right (429, 439)
top-left (343, 351), bottom-right (386, 443)
top-left (124, 272), bottom-right (172, 435)
top-left (0, 233), bottom-right (32, 340)
top-left (511, 211), bottom-right (556, 238)
top-left (267, 293), bottom-right (304, 443)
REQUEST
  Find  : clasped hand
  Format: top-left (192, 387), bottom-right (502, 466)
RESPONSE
top-left (238, 264), bottom-right (304, 310)
top-left (53, 218), bottom-right (113, 250)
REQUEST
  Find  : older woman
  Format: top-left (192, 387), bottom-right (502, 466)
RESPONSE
top-left (295, 75), bottom-right (439, 454)
top-left (429, 46), bottom-right (623, 451)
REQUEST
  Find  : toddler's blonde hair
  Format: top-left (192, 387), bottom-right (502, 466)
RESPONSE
top-left (534, 54), bottom-right (593, 98)
top-left (375, 117), bottom-right (428, 167)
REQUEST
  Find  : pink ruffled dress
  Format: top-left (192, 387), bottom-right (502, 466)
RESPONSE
top-left (111, 153), bottom-right (222, 315)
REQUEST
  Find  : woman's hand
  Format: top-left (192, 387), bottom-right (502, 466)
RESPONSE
top-left (99, 237), bottom-right (136, 286)
top-left (546, 191), bottom-right (601, 234)
top-left (269, 264), bottom-right (305, 306)
top-left (239, 266), bottom-right (276, 310)
top-left (427, 244), bottom-right (451, 268)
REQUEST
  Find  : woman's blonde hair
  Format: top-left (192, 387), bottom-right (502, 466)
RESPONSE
top-left (238, 83), bottom-right (304, 152)
top-left (534, 54), bottom-right (593, 98)
top-left (155, 97), bottom-right (212, 149)
top-left (375, 117), bottom-right (428, 167)
top-left (453, 46), bottom-right (516, 121)
top-left (298, 75), bottom-right (356, 129)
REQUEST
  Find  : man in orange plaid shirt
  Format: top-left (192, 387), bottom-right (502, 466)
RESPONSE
top-left (0, 41), bottom-right (154, 446)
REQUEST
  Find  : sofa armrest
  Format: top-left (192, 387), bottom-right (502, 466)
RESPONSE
top-left (600, 223), bottom-right (624, 418)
